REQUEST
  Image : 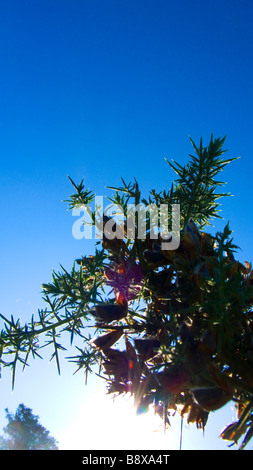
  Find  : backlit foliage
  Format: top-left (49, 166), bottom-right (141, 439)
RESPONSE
top-left (1, 135), bottom-right (253, 449)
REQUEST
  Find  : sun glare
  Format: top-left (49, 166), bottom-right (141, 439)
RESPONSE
top-left (60, 387), bottom-right (181, 450)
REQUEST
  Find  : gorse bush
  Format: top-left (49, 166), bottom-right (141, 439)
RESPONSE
top-left (1, 135), bottom-right (253, 449)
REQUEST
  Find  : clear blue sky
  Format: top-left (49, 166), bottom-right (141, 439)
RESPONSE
top-left (0, 0), bottom-right (253, 450)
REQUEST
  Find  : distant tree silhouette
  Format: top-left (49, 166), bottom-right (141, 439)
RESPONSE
top-left (0, 404), bottom-right (58, 450)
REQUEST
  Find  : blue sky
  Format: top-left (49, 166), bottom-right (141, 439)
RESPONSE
top-left (0, 0), bottom-right (253, 450)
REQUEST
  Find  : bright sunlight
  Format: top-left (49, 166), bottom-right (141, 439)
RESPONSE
top-left (60, 387), bottom-right (182, 450)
